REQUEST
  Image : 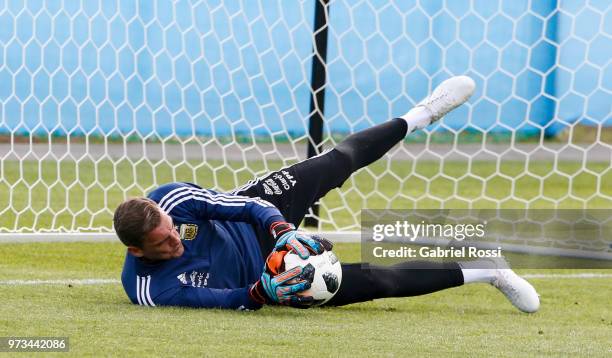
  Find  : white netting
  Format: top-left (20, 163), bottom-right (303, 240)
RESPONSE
top-left (0, 0), bottom-right (610, 234)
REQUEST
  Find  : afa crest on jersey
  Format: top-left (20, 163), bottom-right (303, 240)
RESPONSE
top-left (179, 224), bottom-right (198, 240)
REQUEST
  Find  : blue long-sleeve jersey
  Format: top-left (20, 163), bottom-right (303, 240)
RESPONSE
top-left (121, 182), bottom-right (284, 310)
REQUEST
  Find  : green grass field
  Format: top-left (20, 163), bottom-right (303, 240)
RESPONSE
top-left (1, 159), bottom-right (611, 356)
top-left (1, 242), bottom-right (611, 356)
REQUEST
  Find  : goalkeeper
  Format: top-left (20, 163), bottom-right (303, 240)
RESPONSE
top-left (114, 76), bottom-right (540, 312)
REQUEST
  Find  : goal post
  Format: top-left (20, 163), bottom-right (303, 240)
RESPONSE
top-left (0, 1), bottom-right (610, 257)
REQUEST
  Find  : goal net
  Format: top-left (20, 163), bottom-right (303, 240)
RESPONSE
top-left (0, 1), bottom-right (610, 252)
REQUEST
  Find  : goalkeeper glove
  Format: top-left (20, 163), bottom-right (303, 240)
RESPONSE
top-left (249, 251), bottom-right (315, 307)
top-left (270, 221), bottom-right (324, 259)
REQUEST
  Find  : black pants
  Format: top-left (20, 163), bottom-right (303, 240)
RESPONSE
top-left (234, 119), bottom-right (464, 306)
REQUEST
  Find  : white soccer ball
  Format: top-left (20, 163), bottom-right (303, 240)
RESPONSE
top-left (283, 249), bottom-right (342, 305)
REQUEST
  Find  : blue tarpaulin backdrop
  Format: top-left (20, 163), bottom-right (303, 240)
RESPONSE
top-left (0, 0), bottom-right (610, 139)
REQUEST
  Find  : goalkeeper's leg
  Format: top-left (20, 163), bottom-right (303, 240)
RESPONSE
top-left (233, 118), bottom-right (408, 255)
top-left (326, 258), bottom-right (540, 313)
top-left (233, 75), bottom-right (476, 227)
top-left (234, 117), bottom-right (409, 227)
top-left (325, 262), bottom-right (464, 306)
top-left (234, 76), bottom-right (476, 253)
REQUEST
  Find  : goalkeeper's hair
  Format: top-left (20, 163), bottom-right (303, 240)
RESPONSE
top-left (113, 198), bottom-right (162, 248)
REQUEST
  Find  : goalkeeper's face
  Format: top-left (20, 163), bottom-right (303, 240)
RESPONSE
top-left (129, 212), bottom-right (184, 261)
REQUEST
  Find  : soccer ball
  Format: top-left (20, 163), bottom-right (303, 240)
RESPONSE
top-left (283, 249), bottom-right (342, 305)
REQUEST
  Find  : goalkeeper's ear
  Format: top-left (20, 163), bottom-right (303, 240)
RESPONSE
top-left (128, 246), bottom-right (145, 257)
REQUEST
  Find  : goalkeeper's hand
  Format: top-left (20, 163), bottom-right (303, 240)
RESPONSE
top-left (270, 221), bottom-right (331, 259)
top-left (248, 251), bottom-right (315, 307)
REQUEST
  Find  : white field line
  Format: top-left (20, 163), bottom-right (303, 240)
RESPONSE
top-left (0, 278), bottom-right (120, 285)
top-left (522, 273), bottom-right (612, 279)
top-left (0, 233), bottom-right (117, 243)
top-left (0, 273), bottom-right (611, 286)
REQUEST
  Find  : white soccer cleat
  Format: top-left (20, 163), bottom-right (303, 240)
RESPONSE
top-left (489, 258), bottom-right (540, 313)
top-left (416, 75), bottom-right (476, 124)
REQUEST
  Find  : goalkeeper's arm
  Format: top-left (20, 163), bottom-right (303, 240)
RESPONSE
top-left (152, 250), bottom-right (317, 310)
top-left (154, 285), bottom-right (263, 310)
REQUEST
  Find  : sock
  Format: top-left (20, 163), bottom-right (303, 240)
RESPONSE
top-left (458, 261), bottom-right (498, 284)
top-left (399, 106), bottom-right (432, 135)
